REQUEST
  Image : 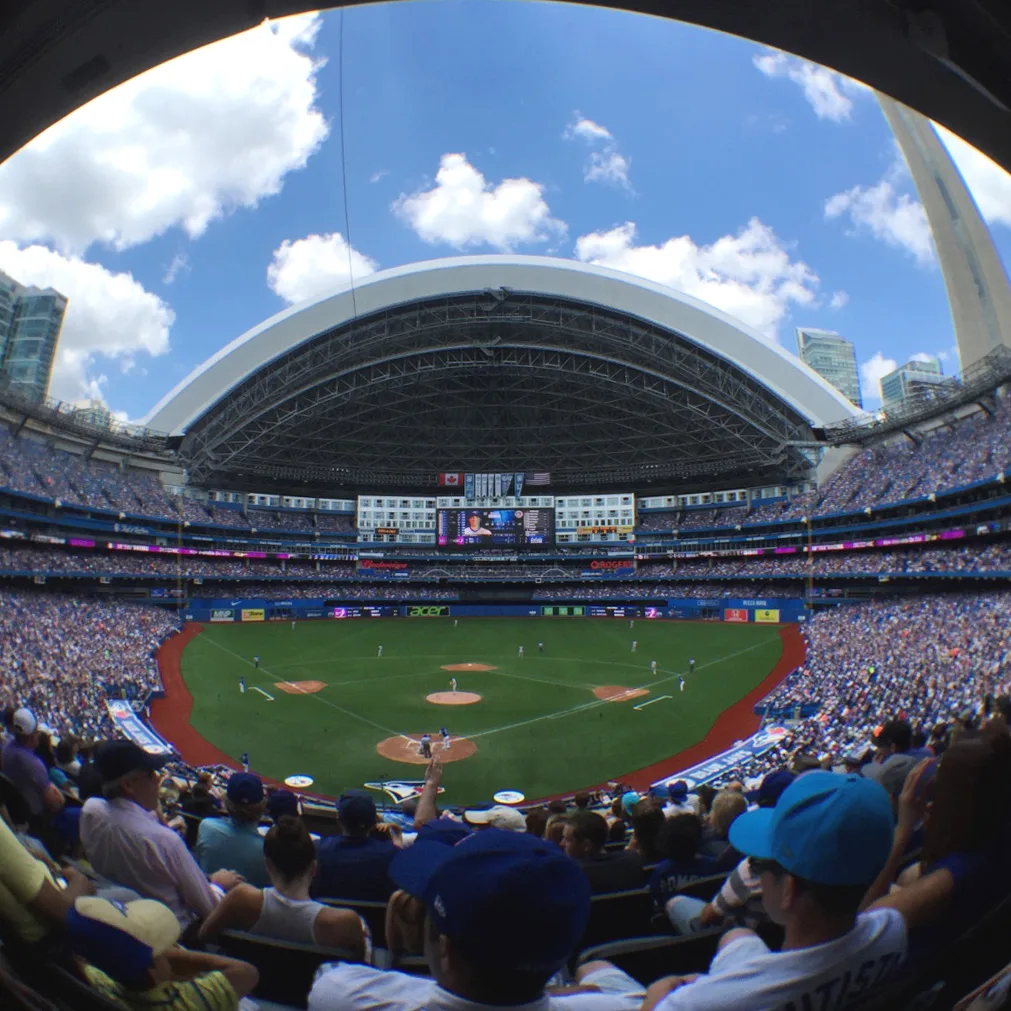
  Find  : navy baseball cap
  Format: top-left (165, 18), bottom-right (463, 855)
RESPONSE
top-left (389, 828), bottom-right (590, 972)
top-left (94, 741), bottom-right (169, 783)
top-left (337, 789), bottom-right (377, 831)
top-left (667, 780), bottom-right (689, 802)
top-left (730, 771), bottom-right (894, 887)
top-left (266, 789), bottom-right (300, 821)
top-left (756, 769), bottom-right (795, 808)
top-left (417, 818), bottom-right (471, 846)
top-left (226, 772), bottom-right (264, 806)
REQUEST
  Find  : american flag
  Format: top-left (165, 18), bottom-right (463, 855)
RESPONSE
top-left (525, 472), bottom-right (551, 486)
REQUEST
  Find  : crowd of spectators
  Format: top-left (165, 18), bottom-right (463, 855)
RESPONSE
top-left (0, 591), bottom-right (174, 740)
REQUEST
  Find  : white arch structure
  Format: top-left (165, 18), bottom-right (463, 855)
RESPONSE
top-left (146, 255), bottom-right (858, 436)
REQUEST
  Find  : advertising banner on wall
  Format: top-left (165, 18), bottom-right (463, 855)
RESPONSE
top-left (209, 609), bottom-right (234, 622)
top-left (652, 725), bottom-right (788, 791)
top-left (406, 604), bottom-right (450, 617)
top-left (241, 608), bottom-right (265, 622)
top-left (724, 608), bottom-right (748, 622)
top-left (754, 609), bottom-right (781, 623)
top-left (106, 701), bottom-right (174, 755)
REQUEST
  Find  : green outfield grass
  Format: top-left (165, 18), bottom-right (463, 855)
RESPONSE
top-left (179, 617), bottom-right (784, 804)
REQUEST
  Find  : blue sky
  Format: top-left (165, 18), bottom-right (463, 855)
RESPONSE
top-left (0, 1), bottom-right (1009, 420)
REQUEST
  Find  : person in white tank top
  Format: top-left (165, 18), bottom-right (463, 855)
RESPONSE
top-left (199, 816), bottom-right (367, 958)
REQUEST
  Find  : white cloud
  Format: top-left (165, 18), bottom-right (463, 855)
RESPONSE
top-left (752, 49), bottom-right (868, 123)
top-left (392, 153), bottom-right (566, 251)
top-left (825, 171), bottom-right (934, 265)
top-left (267, 232), bottom-right (378, 304)
top-left (934, 124), bottom-right (1011, 230)
top-left (564, 117), bottom-right (613, 142)
top-left (0, 242), bottom-right (173, 403)
top-left (859, 352), bottom-right (897, 405)
top-left (162, 253), bottom-right (189, 285)
top-left (573, 217), bottom-right (819, 340)
top-left (585, 150), bottom-right (632, 190)
top-left (0, 14), bottom-right (328, 255)
top-left (828, 290), bottom-right (849, 310)
top-left (369, 170), bottom-right (390, 184)
top-left (564, 113), bottom-right (632, 191)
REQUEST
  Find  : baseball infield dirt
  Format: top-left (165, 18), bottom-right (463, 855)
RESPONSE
top-left (426, 691), bottom-right (482, 705)
top-left (376, 735), bottom-right (477, 764)
top-left (441, 663), bottom-right (497, 672)
top-left (274, 680), bottom-right (327, 694)
top-left (593, 685), bottom-right (650, 702)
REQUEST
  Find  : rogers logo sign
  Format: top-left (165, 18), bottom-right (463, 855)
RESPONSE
top-left (589, 559), bottom-right (630, 570)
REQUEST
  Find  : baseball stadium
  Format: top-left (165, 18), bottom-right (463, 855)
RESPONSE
top-left (2, 3), bottom-right (1011, 1009)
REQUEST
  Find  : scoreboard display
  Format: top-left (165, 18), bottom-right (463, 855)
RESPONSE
top-left (437, 507), bottom-right (554, 547)
top-left (588, 606), bottom-right (661, 618)
top-left (327, 605), bottom-right (398, 618)
top-left (540, 605), bottom-right (585, 616)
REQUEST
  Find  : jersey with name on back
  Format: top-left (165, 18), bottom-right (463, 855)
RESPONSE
top-left (656, 908), bottom-right (907, 1011)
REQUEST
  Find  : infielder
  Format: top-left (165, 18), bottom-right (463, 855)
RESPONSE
top-left (538, 641), bottom-right (544, 653)
top-left (253, 656), bottom-right (260, 669)
top-left (689, 657), bottom-right (695, 674)
top-left (650, 659), bottom-right (658, 675)
top-left (377, 645), bottom-right (384, 658)
top-left (419, 733), bottom-right (433, 759)
top-left (440, 727), bottom-right (451, 751)
top-left (450, 677), bottom-right (458, 693)
top-left (239, 676), bottom-right (246, 694)
top-left (679, 675), bottom-right (686, 692)
top-left (518, 645), bottom-right (525, 658)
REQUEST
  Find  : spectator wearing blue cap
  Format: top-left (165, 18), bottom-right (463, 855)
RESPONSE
top-left (644, 772), bottom-right (906, 1011)
top-left (311, 790), bottom-right (398, 903)
top-left (195, 772), bottom-right (268, 888)
top-left (662, 781), bottom-right (696, 817)
top-left (309, 829), bottom-right (642, 1011)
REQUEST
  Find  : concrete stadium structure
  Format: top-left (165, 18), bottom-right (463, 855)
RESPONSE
top-left (146, 256), bottom-right (858, 489)
top-left (880, 95), bottom-right (1011, 372)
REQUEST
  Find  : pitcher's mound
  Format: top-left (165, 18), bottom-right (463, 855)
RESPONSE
top-left (427, 691), bottom-right (481, 705)
top-left (377, 735), bottom-right (477, 764)
top-left (594, 685), bottom-right (650, 702)
top-left (442, 663), bottom-right (497, 672)
top-left (275, 680), bottom-right (326, 694)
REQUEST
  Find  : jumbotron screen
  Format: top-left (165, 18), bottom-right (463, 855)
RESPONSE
top-left (437, 507), bottom-right (554, 546)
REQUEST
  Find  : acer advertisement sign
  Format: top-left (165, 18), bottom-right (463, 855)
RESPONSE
top-left (724, 608), bottom-right (748, 623)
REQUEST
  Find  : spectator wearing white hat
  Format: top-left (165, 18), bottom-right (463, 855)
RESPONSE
top-left (463, 805), bottom-right (527, 833)
top-left (0, 708), bottom-right (64, 819)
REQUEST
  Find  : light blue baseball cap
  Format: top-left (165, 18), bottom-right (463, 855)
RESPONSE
top-left (729, 771), bottom-right (894, 887)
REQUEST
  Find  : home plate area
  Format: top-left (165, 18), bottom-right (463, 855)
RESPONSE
top-left (376, 734), bottom-right (477, 764)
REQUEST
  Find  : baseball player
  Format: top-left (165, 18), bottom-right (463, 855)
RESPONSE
top-left (440, 727), bottom-right (451, 751)
top-left (538, 641), bottom-right (544, 653)
top-left (631, 640), bottom-right (638, 653)
top-left (292, 620), bottom-right (297, 631)
top-left (419, 733), bottom-right (433, 759)
top-left (629, 619), bottom-right (635, 630)
top-left (239, 676), bottom-right (246, 694)
top-left (518, 645), bottom-right (525, 658)
top-left (377, 645), bottom-right (384, 658)
top-left (650, 660), bottom-right (658, 675)
top-left (450, 677), bottom-right (458, 693)
top-left (679, 675), bottom-right (686, 692)
top-left (689, 657), bottom-right (695, 674)
top-left (253, 656), bottom-right (260, 669)
top-left (454, 618), bottom-right (459, 628)
top-left (241, 752), bottom-right (250, 772)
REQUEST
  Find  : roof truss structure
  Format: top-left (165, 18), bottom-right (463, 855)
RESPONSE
top-left (181, 291), bottom-right (818, 489)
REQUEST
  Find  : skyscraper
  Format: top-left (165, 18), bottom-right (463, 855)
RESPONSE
top-left (0, 269), bottom-right (67, 401)
top-left (795, 328), bottom-right (862, 408)
top-left (879, 94), bottom-right (1011, 371)
top-left (879, 357), bottom-right (950, 411)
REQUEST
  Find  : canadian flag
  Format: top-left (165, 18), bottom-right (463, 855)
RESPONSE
top-left (439, 473), bottom-right (464, 487)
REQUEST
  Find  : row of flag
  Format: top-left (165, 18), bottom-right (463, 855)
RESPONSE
top-left (438, 471), bottom-right (551, 496)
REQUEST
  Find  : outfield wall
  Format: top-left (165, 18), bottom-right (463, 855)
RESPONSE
top-left (182, 597), bottom-right (808, 624)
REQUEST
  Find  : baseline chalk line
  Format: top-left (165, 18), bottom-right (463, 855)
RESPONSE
top-left (252, 687), bottom-right (275, 701)
top-left (634, 695), bottom-right (672, 711)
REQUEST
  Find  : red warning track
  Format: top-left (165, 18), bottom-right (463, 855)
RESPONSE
top-left (614, 623), bottom-right (807, 792)
top-left (150, 623), bottom-right (239, 769)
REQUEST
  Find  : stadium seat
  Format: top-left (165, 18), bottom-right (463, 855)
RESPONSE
top-left (0, 773), bottom-right (32, 828)
top-left (578, 888), bottom-right (654, 951)
top-left (318, 897), bottom-right (388, 949)
top-left (672, 873), bottom-right (729, 902)
top-left (576, 931), bottom-right (723, 985)
top-left (217, 930), bottom-right (359, 1008)
top-left (26, 964), bottom-right (124, 1011)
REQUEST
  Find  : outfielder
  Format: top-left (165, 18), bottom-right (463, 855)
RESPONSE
top-left (518, 645), bottom-right (525, 658)
top-left (689, 657), bottom-right (695, 674)
top-left (239, 676), bottom-right (246, 694)
top-left (377, 645), bottom-right (384, 658)
top-left (679, 675), bottom-right (686, 692)
top-left (650, 660), bottom-right (657, 675)
top-left (253, 656), bottom-right (260, 669)
top-left (631, 640), bottom-right (638, 653)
